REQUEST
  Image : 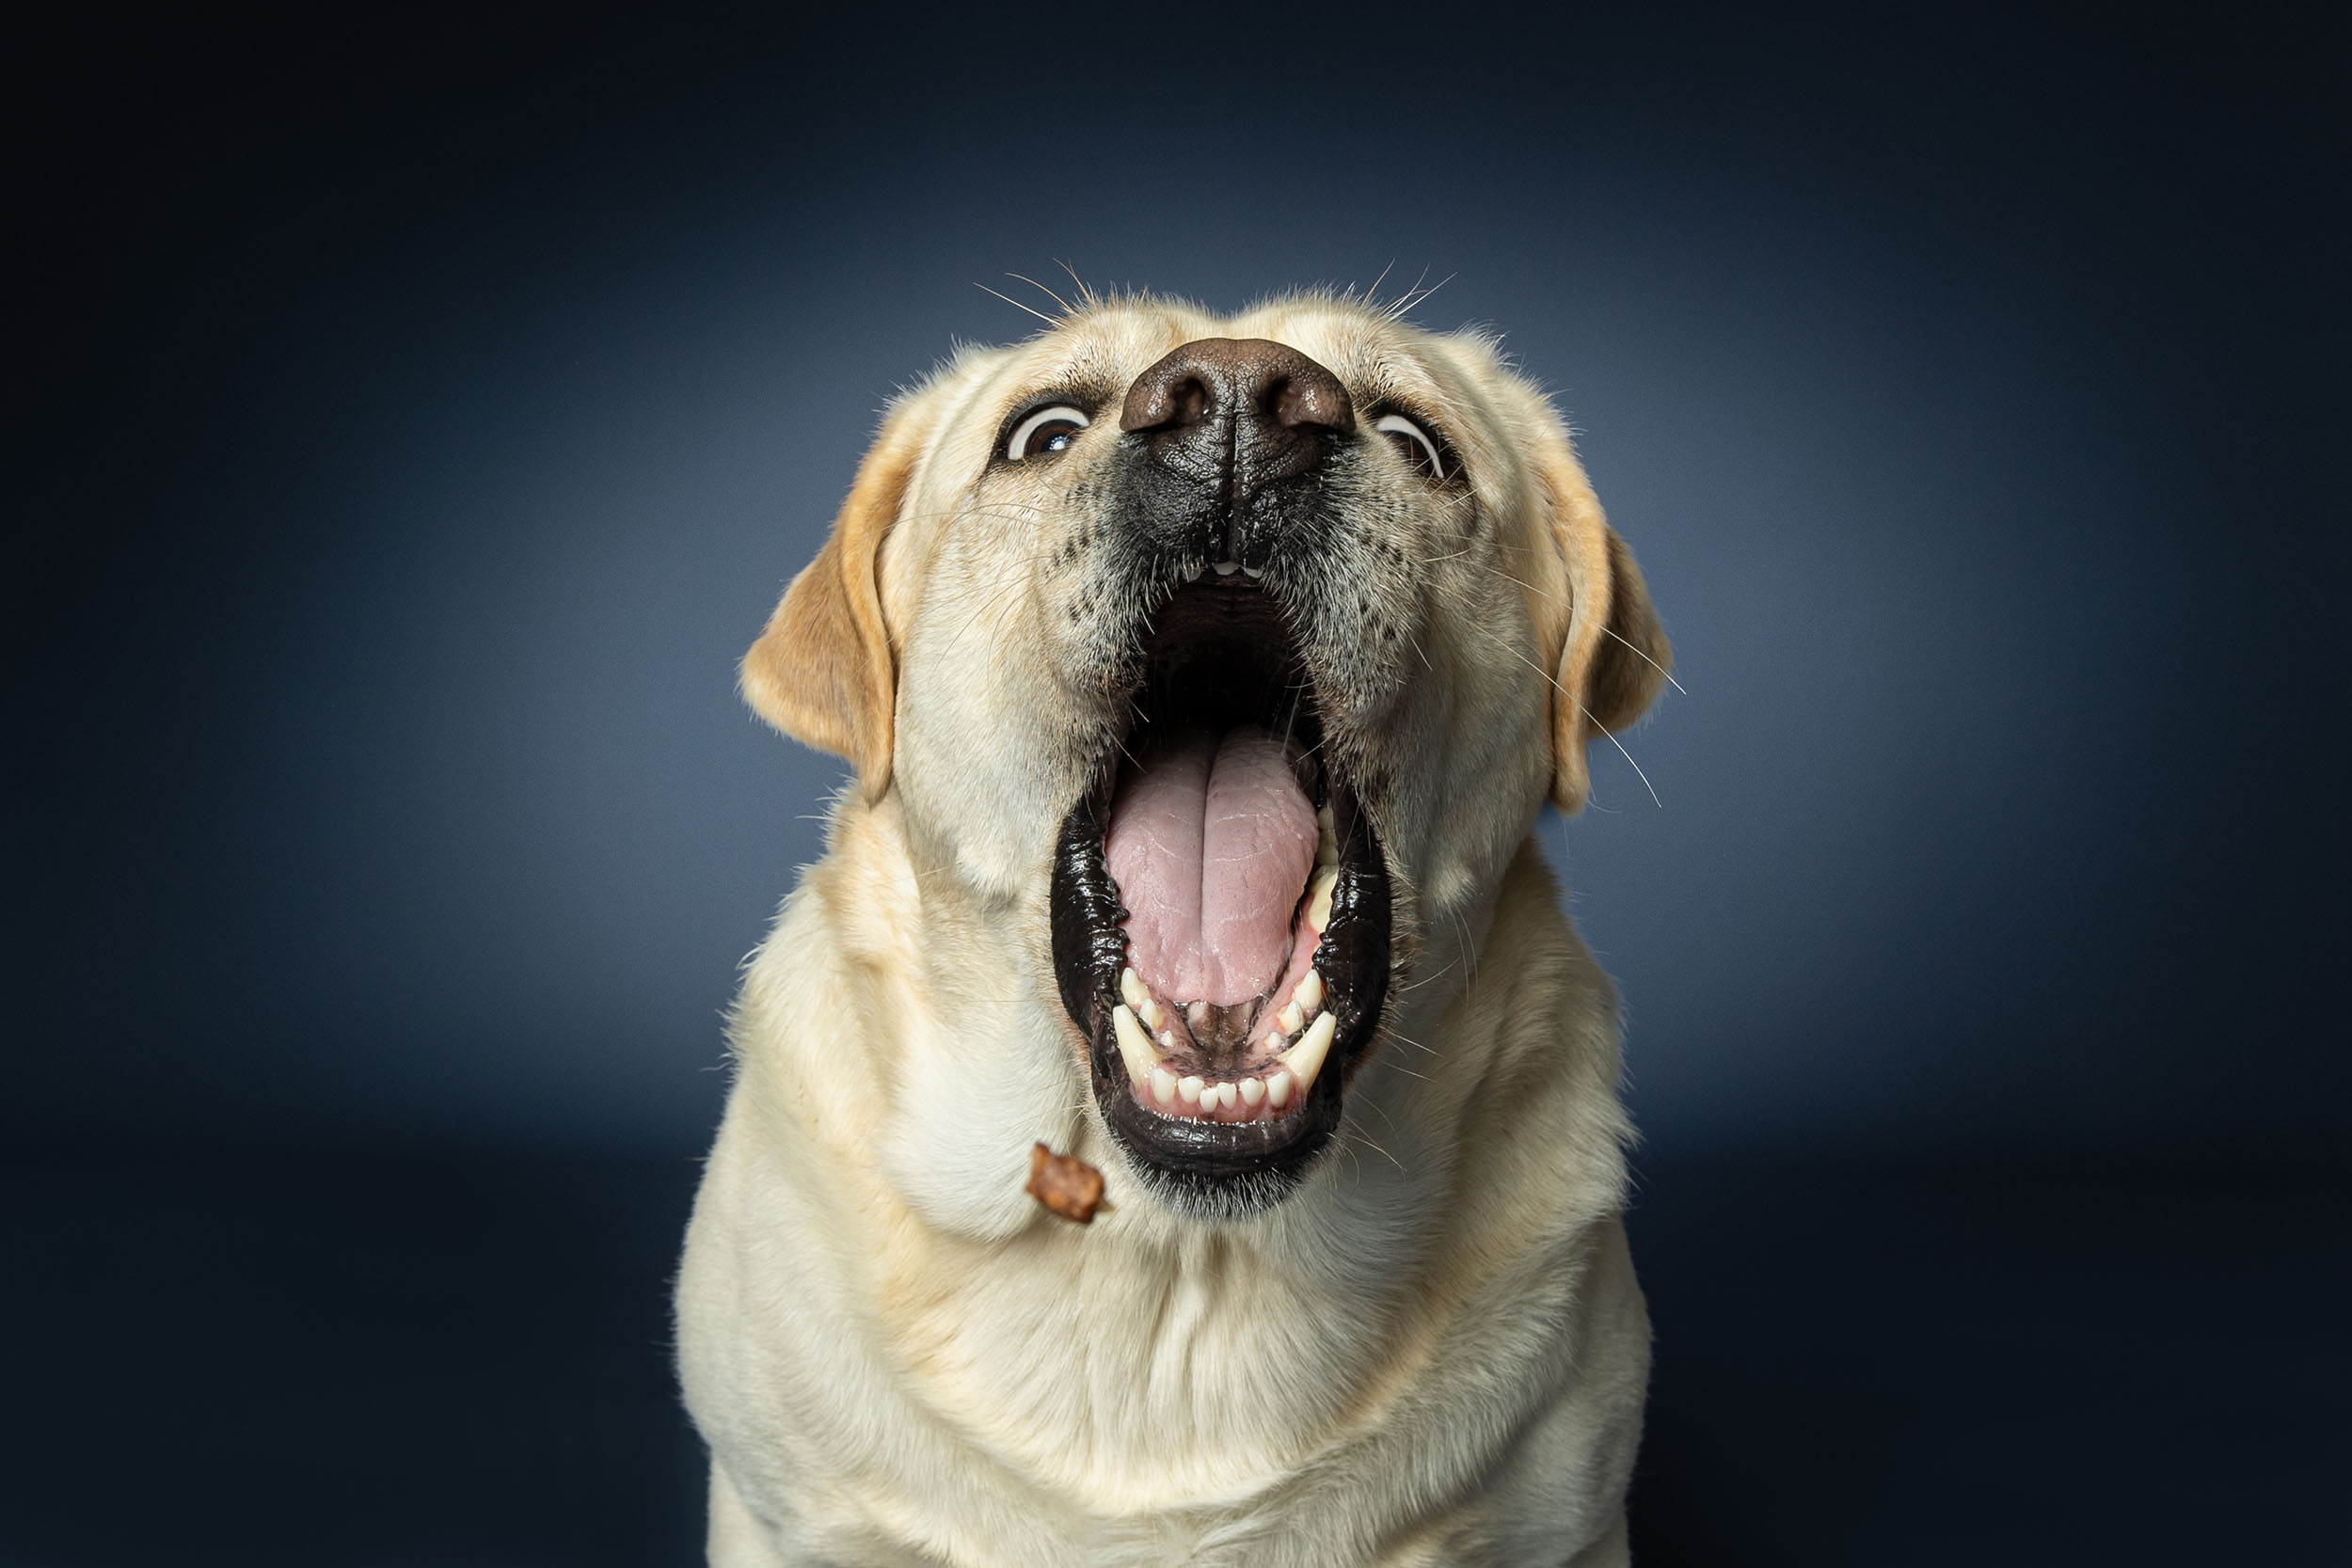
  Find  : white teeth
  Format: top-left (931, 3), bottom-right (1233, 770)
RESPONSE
top-left (1213, 560), bottom-right (1241, 576)
top-left (1278, 1001), bottom-right (1305, 1034)
top-left (1295, 969), bottom-right (1325, 1014)
top-left (1266, 1069), bottom-right (1294, 1109)
top-left (1120, 967), bottom-right (1147, 1012)
top-left (1280, 1012), bottom-right (1337, 1092)
top-left (1213, 1082), bottom-right (1237, 1111)
top-left (1112, 1004), bottom-right (1158, 1087)
top-left (1157, 1028), bottom-right (1174, 1051)
top-left (1262, 1029), bottom-right (1287, 1053)
top-left (1306, 866), bottom-right (1339, 932)
top-left (1239, 1076), bottom-right (1265, 1106)
top-left (1241, 563), bottom-right (1264, 579)
top-left (1178, 1075), bottom-right (1204, 1105)
top-left (1183, 562), bottom-right (1202, 582)
top-left (1140, 997), bottom-right (1165, 1031)
top-left (1151, 1067), bottom-right (1177, 1105)
top-left (1315, 806), bottom-right (1338, 866)
top-left (1187, 1000), bottom-right (1211, 1029)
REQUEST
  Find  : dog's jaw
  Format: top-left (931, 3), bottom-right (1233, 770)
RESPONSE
top-left (1047, 576), bottom-right (1395, 1214)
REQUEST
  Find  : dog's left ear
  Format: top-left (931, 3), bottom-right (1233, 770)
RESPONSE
top-left (740, 399), bottom-right (930, 801)
top-left (1531, 422), bottom-right (1672, 814)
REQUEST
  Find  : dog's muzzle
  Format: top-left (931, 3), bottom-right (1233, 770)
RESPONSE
top-left (1116, 337), bottom-right (1357, 575)
top-left (1050, 341), bottom-right (1393, 1212)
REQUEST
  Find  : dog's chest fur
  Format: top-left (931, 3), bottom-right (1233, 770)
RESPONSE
top-left (676, 817), bottom-right (1645, 1567)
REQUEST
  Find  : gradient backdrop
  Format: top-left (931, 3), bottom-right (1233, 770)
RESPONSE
top-left (8, 8), bottom-right (2346, 1565)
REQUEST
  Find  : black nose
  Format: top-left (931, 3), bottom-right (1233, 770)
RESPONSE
top-left (1120, 337), bottom-right (1355, 491)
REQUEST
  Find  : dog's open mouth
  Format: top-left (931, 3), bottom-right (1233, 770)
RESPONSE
top-left (1050, 576), bottom-right (1391, 1201)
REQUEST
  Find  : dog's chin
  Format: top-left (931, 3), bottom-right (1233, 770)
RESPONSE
top-left (1049, 577), bottom-right (1391, 1218)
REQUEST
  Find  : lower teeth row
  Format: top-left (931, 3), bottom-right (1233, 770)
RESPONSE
top-left (1110, 965), bottom-right (1334, 1118)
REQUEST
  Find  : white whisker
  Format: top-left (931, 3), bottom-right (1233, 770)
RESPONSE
top-left (1601, 623), bottom-right (1686, 695)
top-left (1006, 272), bottom-right (1073, 317)
top-left (1341, 1112), bottom-right (1406, 1175)
top-left (975, 282), bottom-right (1057, 326)
top-left (1506, 647), bottom-right (1663, 807)
top-left (1054, 258), bottom-right (1098, 308)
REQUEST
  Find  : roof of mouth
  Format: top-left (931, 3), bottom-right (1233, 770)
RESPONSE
top-left (1129, 579), bottom-right (1319, 749)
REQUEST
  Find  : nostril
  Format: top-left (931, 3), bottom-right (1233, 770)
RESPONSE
top-left (1167, 375), bottom-right (1213, 428)
top-left (1264, 372), bottom-right (1353, 435)
top-left (1121, 360), bottom-right (1220, 435)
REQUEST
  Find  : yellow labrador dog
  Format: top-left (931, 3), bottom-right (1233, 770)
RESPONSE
top-left (676, 293), bottom-right (1670, 1567)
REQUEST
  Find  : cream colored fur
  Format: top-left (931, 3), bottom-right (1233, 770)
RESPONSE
top-left (676, 295), bottom-right (1668, 1567)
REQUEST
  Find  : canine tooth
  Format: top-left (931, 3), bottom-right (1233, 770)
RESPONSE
top-left (1295, 970), bottom-right (1324, 1014)
top-left (1213, 560), bottom-right (1240, 576)
top-left (1111, 1005), bottom-right (1158, 1086)
top-left (1306, 866), bottom-right (1339, 932)
top-left (1278, 1001), bottom-right (1305, 1034)
top-left (1213, 1081), bottom-right (1237, 1111)
top-left (1152, 1068), bottom-right (1177, 1105)
top-left (1120, 967), bottom-right (1147, 1012)
top-left (1266, 1069), bottom-right (1293, 1109)
top-left (1239, 1076), bottom-right (1265, 1106)
top-left (1316, 804), bottom-right (1335, 835)
top-left (1178, 1075), bottom-right (1204, 1105)
top-left (1280, 1012), bottom-right (1337, 1091)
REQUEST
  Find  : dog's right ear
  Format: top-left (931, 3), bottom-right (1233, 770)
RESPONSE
top-left (1527, 414), bottom-right (1673, 815)
top-left (739, 401), bottom-right (930, 801)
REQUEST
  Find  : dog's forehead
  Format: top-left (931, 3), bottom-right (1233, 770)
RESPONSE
top-left (1224, 298), bottom-right (1455, 393)
top-left (977, 296), bottom-right (1480, 408)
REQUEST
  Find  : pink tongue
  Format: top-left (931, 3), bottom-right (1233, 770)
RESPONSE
top-left (1105, 726), bottom-right (1317, 1007)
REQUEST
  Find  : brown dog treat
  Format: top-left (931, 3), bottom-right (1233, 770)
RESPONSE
top-left (1025, 1143), bottom-right (1104, 1224)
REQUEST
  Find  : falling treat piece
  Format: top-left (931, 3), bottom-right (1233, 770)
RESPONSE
top-left (1025, 1143), bottom-right (1104, 1225)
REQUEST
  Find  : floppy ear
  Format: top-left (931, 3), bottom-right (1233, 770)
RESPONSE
top-left (1532, 424), bottom-right (1672, 814)
top-left (739, 402), bottom-right (929, 800)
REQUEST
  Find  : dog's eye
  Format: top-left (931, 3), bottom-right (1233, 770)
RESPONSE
top-left (1375, 413), bottom-right (1446, 481)
top-left (1006, 404), bottom-right (1091, 462)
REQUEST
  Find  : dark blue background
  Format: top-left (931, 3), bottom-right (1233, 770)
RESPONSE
top-left (8, 7), bottom-right (2345, 1563)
